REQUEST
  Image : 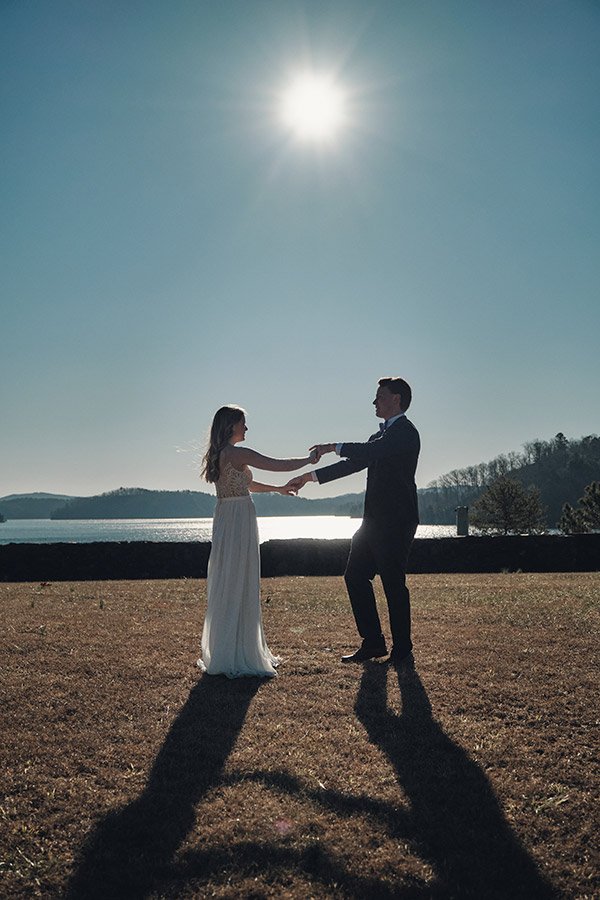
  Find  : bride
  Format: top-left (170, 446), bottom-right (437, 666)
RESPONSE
top-left (198, 405), bottom-right (315, 678)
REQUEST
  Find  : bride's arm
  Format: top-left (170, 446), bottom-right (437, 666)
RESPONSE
top-left (249, 479), bottom-right (297, 495)
top-left (229, 446), bottom-right (314, 472)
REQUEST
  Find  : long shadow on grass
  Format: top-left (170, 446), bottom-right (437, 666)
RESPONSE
top-left (156, 669), bottom-right (557, 897)
top-left (68, 668), bottom-right (557, 898)
top-left (355, 664), bottom-right (557, 898)
top-left (66, 674), bottom-right (262, 899)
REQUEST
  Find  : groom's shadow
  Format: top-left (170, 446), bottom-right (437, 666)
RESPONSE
top-left (356, 664), bottom-right (557, 898)
top-left (66, 675), bottom-right (262, 899)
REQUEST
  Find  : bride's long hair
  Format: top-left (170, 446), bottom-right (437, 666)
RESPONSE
top-left (201, 405), bottom-right (245, 483)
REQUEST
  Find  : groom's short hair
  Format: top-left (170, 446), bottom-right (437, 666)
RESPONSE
top-left (379, 376), bottom-right (412, 411)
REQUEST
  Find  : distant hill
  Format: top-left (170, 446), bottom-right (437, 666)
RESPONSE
top-left (45, 487), bottom-right (366, 520)
top-left (0, 493), bottom-right (73, 519)
top-left (50, 488), bottom-right (215, 519)
top-left (0, 492), bottom-right (73, 501)
top-left (0, 488), bottom-right (364, 520)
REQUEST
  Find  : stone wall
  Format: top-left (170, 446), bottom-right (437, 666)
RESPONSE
top-left (1, 534), bottom-right (598, 582)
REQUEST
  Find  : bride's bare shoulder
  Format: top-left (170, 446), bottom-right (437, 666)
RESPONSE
top-left (221, 445), bottom-right (247, 470)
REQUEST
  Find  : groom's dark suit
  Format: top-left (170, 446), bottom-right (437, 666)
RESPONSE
top-left (315, 415), bottom-right (420, 656)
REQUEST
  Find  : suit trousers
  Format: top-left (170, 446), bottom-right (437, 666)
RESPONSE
top-left (344, 520), bottom-right (417, 655)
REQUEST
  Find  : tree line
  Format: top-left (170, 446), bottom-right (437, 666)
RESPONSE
top-left (422, 433), bottom-right (600, 529)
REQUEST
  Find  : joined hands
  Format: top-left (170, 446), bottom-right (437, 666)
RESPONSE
top-left (309, 443), bottom-right (336, 463)
top-left (284, 443), bottom-right (335, 494)
top-left (285, 472), bottom-right (312, 494)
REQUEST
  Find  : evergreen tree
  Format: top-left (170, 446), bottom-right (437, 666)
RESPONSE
top-left (560, 481), bottom-right (600, 533)
top-left (559, 502), bottom-right (587, 534)
top-left (579, 481), bottom-right (600, 529)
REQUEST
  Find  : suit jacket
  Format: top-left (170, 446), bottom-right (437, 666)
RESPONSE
top-left (316, 416), bottom-right (420, 529)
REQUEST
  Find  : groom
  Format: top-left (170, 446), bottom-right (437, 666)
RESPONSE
top-left (289, 377), bottom-right (420, 668)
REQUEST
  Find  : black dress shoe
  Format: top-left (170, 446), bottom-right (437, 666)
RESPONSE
top-left (341, 645), bottom-right (387, 663)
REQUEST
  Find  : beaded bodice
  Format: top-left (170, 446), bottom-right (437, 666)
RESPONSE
top-left (216, 460), bottom-right (252, 498)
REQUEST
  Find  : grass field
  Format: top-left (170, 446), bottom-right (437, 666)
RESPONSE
top-left (1, 574), bottom-right (598, 898)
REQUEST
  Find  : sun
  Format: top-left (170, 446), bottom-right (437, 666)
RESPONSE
top-left (281, 74), bottom-right (346, 142)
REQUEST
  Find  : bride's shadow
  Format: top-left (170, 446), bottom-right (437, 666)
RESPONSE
top-left (66, 674), bottom-right (262, 899)
top-left (355, 664), bottom-right (557, 898)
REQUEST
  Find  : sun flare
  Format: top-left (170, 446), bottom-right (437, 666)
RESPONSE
top-left (281, 74), bottom-right (346, 141)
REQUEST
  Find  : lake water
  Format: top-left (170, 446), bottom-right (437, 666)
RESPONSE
top-left (0, 518), bottom-right (456, 545)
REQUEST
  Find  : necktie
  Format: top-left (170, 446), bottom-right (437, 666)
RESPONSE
top-left (380, 421), bottom-right (388, 433)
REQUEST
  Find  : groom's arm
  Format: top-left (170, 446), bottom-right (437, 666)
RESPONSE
top-left (287, 455), bottom-right (366, 492)
top-left (309, 431), bottom-right (395, 475)
top-left (338, 426), bottom-right (417, 467)
top-left (313, 456), bottom-right (366, 486)
top-left (306, 434), bottom-right (382, 485)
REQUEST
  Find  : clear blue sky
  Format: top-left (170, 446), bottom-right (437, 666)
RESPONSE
top-left (2, 0), bottom-right (599, 498)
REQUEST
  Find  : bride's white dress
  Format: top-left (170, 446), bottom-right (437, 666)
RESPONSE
top-left (198, 461), bottom-right (280, 678)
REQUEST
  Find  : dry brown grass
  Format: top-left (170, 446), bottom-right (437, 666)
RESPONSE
top-left (1, 574), bottom-right (598, 899)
